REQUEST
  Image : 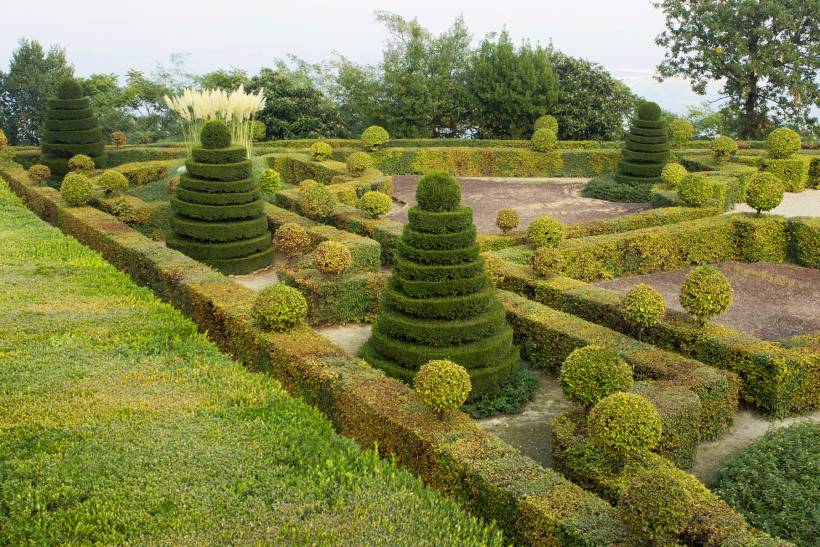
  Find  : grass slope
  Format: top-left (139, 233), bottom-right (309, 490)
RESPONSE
top-left (0, 180), bottom-right (502, 545)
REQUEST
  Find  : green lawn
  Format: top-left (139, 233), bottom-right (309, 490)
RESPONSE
top-left (0, 179), bottom-right (503, 545)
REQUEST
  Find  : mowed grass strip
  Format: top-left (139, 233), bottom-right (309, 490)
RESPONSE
top-left (0, 181), bottom-right (503, 546)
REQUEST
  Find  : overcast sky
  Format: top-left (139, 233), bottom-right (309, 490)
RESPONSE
top-left (0, 0), bottom-right (724, 115)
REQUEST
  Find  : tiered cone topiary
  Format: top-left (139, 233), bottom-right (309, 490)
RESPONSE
top-left (361, 171), bottom-right (520, 400)
top-left (40, 78), bottom-right (106, 177)
top-left (614, 101), bottom-right (670, 188)
top-left (167, 120), bottom-right (273, 275)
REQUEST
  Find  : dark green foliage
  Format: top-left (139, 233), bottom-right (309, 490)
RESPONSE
top-left (637, 101), bottom-right (662, 121)
top-left (47, 97), bottom-right (90, 110)
top-left (200, 120), bottom-right (231, 149)
top-left (43, 126), bottom-right (103, 144)
top-left (179, 174), bottom-right (257, 194)
top-left (192, 145), bottom-right (247, 164)
top-left (362, 172), bottom-right (520, 401)
top-left (174, 187), bottom-right (260, 205)
top-left (57, 77), bottom-right (83, 99)
top-left (186, 160), bottom-right (253, 181)
top-left (165, 232), bottom-right (272, 260)
top-left (170, 197), bottom-right (264, 221)
top-left (461, 364), bottom-right (538, 419)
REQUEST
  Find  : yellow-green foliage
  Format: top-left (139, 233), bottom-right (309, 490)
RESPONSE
top-left (27, 164), bottom-right (51, 184)
top-left (273, 222), bottom-right (312, 258)
top-left (788, 217), bottom-right (820, 268)
top-left (587, 392), bottom-right (662, 457)
top-left (619, 467), bottom-right (698, 543)
top-left (415, 170), bottom-right (461, 211)
top-left (660, 162), bottom-right (687, 187)
top-left (621, 284), bottom-right (666, 331)
top-left (301, 184), bottom-right (336, 219)
top-left (357, 191), bottom-right (391, 218)
top-left (527, 216), bottom-right (564, 247)
top-left (361, 126), bottom-right (390, 150)
top-left (405, 147), bottom-right (564, 177)
top-left (299, 179), bottom-right (319, 192)
top-left (760, 157), bottom-right (810, 192)
top-left (530, 246), bottom-right (564, 276)
top-left (531, 128), bottom-right (557, 152)
top-left (60, 172), bottom-right (94, 206)
top-left (668, 119), bottom-right (694, 148)
top-left (766, 127), bottom-right (801, 159)
top-left (347, 151), bottom-right (374, 175)
top-left (97, 169), bottom-right (129, 194)
top-left (745, 172), bottom-right (784, 214)
top-left (414, 359), bottom-right (472, 417)
top-left (710, 136), bottom-right (737, 163)
top-left (310, 141), bottom-right (333, 161)
top-left (259, 168), bottom-right (282, 193)
top-left (679, 265), bottom-right (733, 326)
top-left (68, 154), bottom-right (95, 173)
top-left (534, 114), bottom-right (558, 134)
top-left (495, 208), bottom-right (520, 233)
top-left (678, 174), bottom-right (712, 207)
top-left (313, 240), bottom-right (352, 276)
top-left (0, 128), bottom-right (7, 148)
top-left (252, 284), bottom-right (308, 331)
top-left (559, 345), bottom-right (633, 408)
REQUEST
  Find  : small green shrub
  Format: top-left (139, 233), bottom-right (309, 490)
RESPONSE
top-left (415, 170), bottom-right (461, 212)
top-left (357, 191), bottom-right (391, 218)
top-left (27, 164), bottom-right (51, 184)
top-left (68, 154), bottom-right (95, 173)
top-left (745, 172), bottom-right (784, 214)
top-left (361, 125), bottom-right (390, 150)
top-left (347, 151), bottom-right (374, 175)
top-left (677, 174), bottom-right (711, 207)
top-left (110, 131), bottom-right (126, 148)
top-left (313, 240), bottom-right (352, 276)
top-left (530, 128), bottom-right (557, 152)
top-left (57, 77), bottom-right (83, 99)
top-left (273, 223), bottom-right (311, 258)
top-left (97, 170), bottom-right (129, 195)
top-left (660, 162), bottom-right (687, 187)
top-left (252, 120), bottom-right (266, 141)
top-left (534, 114), bottom-right (558, 134)
top-left (559, 345), bottom-right (633, 408)
top-left (301, 185), bottom-right (336, 219)
top-left (587, 392), bottom-right (662, 458)
top-left (710, 135), bottom-right (738, 163)
top-left (60, 172), bottom-right (94, 206)
top-left (619, 467), bottom-right (697, 543)
top-left (495, 208), bottom-right (520, 233)
top-left (527, 216), bottom-right (564, 247)
top-left (679, 265), bottom-right (733, 326)
top-left (299, 179), bottom-right (319, 192)
top-left (252, 284), bottom-right (308, 331)
top-left (621, 284), bottom-right (666, 339)
top-left (530, 246), bottom-right (564, 276)
top-left (310, 141), bottom-right (332, 161)
top-left (668, 118), bottom-right (694, 148)
top-left (638, 101), bottom-right (661, 121)
top-left (259, 168), bottom-right (282, 193)
top-left (200, 120), bottom-right (231, 149)
top-left (414, 359), bottom-right (472, 419)
top-left (766, 127), bottom-right (801, 159)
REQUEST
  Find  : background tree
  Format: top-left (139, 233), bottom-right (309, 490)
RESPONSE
top-left (654, 0), bottom-right (820, 139)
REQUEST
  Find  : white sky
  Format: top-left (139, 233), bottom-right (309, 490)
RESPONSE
top-left (0, 0), bottom-right (723, 115)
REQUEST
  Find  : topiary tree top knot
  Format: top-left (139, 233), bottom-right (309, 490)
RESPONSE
top-left (637, 101), bottom-right (662, 121)
top-left (416, 170), bottom-right (461, 212)
top-left (57, 78), bottom-right (83, 100)
top-left (200, 120), bottom-right (231, 149)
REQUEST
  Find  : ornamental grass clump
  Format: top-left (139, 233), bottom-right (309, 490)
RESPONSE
top-left (614, 101), bottom-right (670, 189)
top-left (97, 170), bottom-right (129, 195)
top-left (660, 162), bottom-right (687, 187)
top-left (619, 467), bottom-right (698, 544)
top-left (357, 191), bottom-right (391, 218)
top-left (679, 265), bottom-right (733, 326)
top-left (361, 125), bottom-right (389, 150)
top-left (252, 284), bottom-right (308, 332)
top-left (530, 246), bottom-right (564, 276)
top-left (258, 168), bottom-right (282, 193)
top-left (310, 141), bottom-right (332, 161)
top-left (495, 208), bottom-right (519, 233)
top-left (745, 172), bottom-right (784, 215)
top-left (526, 216), bottom-right (564, 247)
top-left (678, 174), bottom-right (711, 207)
top-left (273, 223), bottom-right (312, 258)
top-left (587, 392), bottom-right (662, 458)
top-left (559, 345), bottom-right (633, 408)
top-left (621, 283), bottom-right (666, 340)
top-left (414, 359), bottom-right (472, 420)
top-left (313, 240), bottom-right (352, 276)
top-left (346, 151), bottom-right (374, 175)
top-left (710, 135), bottom-right (738, 163)
top-left (27, 164), bottom-right (51, 185)
top-left (60, 172), bottom-right (94, 206)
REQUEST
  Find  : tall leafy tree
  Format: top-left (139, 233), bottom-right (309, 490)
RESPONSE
top-left (0, 38), bottom-right (73, 144)
top-left (654, 0), bottom-right (820, 138)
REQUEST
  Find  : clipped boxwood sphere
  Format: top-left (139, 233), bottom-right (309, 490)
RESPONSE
top-left (619, 467), bottom-right (698, 543)
top-left (310, 141), bottom-right (332, 161)
top-left (301, 185), bottom-right (336, 219)
top-left (299, 179), bottom-right (319, 192)
top-left (679, 265), bottom-right (733, 326)
top-left (677, 174), bottom-right (711, 207)
top-left (346, 151), bottom-right (374, 175)
top-left (27, 164), bottom-right (51, 185)
top-left (710, 135), bottom-right (738, 162)
top-left (637, 101), bottom-right (662, 121)
top-left (560, 345), bottom-right (633, 408)
top-left (534, 114), bottom-right (558, 134)
top-left (660, 162), bottom-right (687, 187)
top-left (668, 118), bottom-right (694, 148)
top-left (68, 154), bottom-right (95, 173)
top-left (588, 392), bottom-right (662, 457)
top-left (57, 78), bottom-right (83, 99)
top-left (527, 216), bottom-right (564, 247)
top-left (361, 125), bottom-right (389, 150)
top-left (531, 128), bottom-right (557, 152)
top-left (766, 127), bottom-right (801, 159)
top-left (530, 246), bottom-right (564, 276)
top-left (621, 283), bottom-right (666, 331)
top-left (415, 170), bottom-right (461, 212)
top-left (273, 223), bottom-right (312, 258)
top-left (745, 172), bottom-right (784, 214)
top-left (357, 190), bottom-right (391, 218)
top-left (414, 359), bottom-right (472, 417)
top-left (97, 170), bottom-right (129, 194)
top-left (60, 172), bottom-right (94, 206)
top-left (252, 284), bottom-right (308, 332)
top-left (314, 240), bottom-right (352, 276)
top-left (495, 208), bottom-right (520, 233)
top-left (200, 120), bottom-right (231, 149)
top-left (259, 168), bottom-right (282, 194)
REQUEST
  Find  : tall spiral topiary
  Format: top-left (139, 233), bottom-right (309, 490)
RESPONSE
top-left (614, 101), bottom-right (670, 190)
top-left (167, 120), bottom-right (273, 275)
top-left (361, 171), bottom-right (521, 400)
top-left (40, 77), bottom-right (106, 177)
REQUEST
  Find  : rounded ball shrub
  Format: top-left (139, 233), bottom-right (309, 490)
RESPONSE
top-left (313, 240), bottom-right (352, 276)
top-left (527, 216), bottom-right (564, 247)
top-left (57, 78), bottom-right (83, 100)
top-left (660, 162), bottom-right (687, 187)
top-left (200, 120), bottom-right (231, 149)
top-left (560, 345), bottom-right (633, 408)
top-left (530, 128), bottom-right (558, 152)
top-left (259, 168), bottom-right (282, 193)
top-left (495, 208), bottom-right (520, 233)
top-left (252, 284), bottom-right (308, 332)
top-left (110, 131), bottom-right (126, 147)
top-left (710, 135), bottom-right (738, 162)
top-left (310, 141), bottom-right (332, 161)
top-left (534, 114), bottom-right (558, 134)
top-left (588, 392), bottom-right (662, 458)
top-left (677, 174), bottom-right (711, 207)
top-left (68, 154), bottom-right (95, 173)
top-left (416, 171), bottom-right (461, 212)
top-left (638, 101), bottom-right (662, 121)
top-left (679, 265), bottom-right (733, 326)
top-left (346, 151), bottom-right (374, 175)
top-left (273, 223), bottom-right (312, 258)
top-left (621, 283), bottom-right (666, 332)
top-left (97, 170), bottom-right (129, 194)
top-left (414, 359), bottom-right (472, 418)
top-left (745, 172), bottom-right (784, 214)
top-left (530, 246), bottom-right (564, 276)
top-left (27, 164), bottom-right (51, 185)
top-left (619, 467), bottom-right (698, 543)
top-left (299, 179), bottom-right (319, 192)
top-left (60, 173), bottom-right (94, 206)
top-left (300, 185), bottom-right (336, 219)
top-left (252, 120), bottom-right (266, 141)
top-left (766, 127), bottom-right (801, 159)
top-left (668, 118), bottom-right (694, 148)
top-left (357, 190), bottom-right (391, 218)
top-left (361, 125), bottom-right (389, 150)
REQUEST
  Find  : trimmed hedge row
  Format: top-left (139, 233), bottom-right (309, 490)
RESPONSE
top-left (112, 160), bottom-right (175, 187)
top-left (266, 152), bottom-right (348, 184)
